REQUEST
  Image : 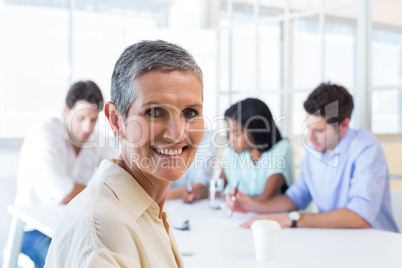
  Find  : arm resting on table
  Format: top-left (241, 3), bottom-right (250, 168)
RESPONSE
top-left (60, 183), bottom-right (86, 204)
top-left (251, 174), bottom-right (286, 201)
top-left (298, 208), bottom-right (370, 229)
top-left (229, 193), bottom-right (298, 214)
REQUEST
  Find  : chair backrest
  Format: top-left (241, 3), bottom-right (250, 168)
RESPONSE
top-left (391, 190), bottom-right (402, 233)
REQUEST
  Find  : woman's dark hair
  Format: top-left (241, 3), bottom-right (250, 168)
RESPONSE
top-left (224, 98), bottom-right (282, 153)
top-left (66, 80), bottom-right (104, 111)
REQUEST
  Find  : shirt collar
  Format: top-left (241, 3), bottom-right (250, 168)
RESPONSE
top-left (324, 127), bottom-right (355, 157)
top-left (334, 128), bottom-right (354, 155)
top-left (97, 159), bottom-right (162, 221)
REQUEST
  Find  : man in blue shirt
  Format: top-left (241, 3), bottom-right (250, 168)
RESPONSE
top-left (227, 82), bottom-right (399, 232)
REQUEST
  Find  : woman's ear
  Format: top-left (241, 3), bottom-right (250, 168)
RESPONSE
top-left (105, 102), bottom-right (125, 139)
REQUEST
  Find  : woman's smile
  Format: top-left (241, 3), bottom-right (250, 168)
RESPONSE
top-left (151, 145), bottom-right (188, 158)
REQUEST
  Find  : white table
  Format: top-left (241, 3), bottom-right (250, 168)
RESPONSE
top-left (167, 199), bottom-right (402, 268)
top-left (3, 200), bottom-right (402, 268)
top-left (2, 204), bottom-right (64, 268)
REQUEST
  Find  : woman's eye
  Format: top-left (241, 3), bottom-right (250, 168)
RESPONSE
top-left (145, 108), bottom-right (161, 118)
top-left (182, 109), bottom-right (198, 118)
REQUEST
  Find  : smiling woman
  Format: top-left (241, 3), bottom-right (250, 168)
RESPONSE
top-left (109, 70), bottom-right (204, 190)
top-left (45, 40), bottom-right (204, 268)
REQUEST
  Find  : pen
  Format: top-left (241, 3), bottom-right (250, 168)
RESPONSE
top-left (186, 178), bottom-right (193, 194)
top-left (228, 181), bottom-right (240, 217)
top-left (231, 181), bottom-right (239, 202)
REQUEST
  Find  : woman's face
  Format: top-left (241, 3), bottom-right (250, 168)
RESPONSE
top-left (121, 70), bottom-right (204, 182)
top-left (226, 118), bottom-right (254, 153)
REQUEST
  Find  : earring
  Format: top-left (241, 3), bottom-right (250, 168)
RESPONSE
top-left (115, 133), bottom-right (124, 157)
top-left (114, 126), bottom-right (124, 142)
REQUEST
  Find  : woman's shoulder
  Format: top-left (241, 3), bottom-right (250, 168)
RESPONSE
top-left (48, 190), bottom-right (140, 267)
top-left (63, 179), bottom-right (130, 233)
top-left (86, 181), bottom-right (143, 249)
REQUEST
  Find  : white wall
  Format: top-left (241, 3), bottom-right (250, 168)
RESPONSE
top-left (169, 0), bottom-right (209, 30)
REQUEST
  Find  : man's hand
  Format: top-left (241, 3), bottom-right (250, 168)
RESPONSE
top-left (60, 183), bottom-right (86, 204)
top-left (240, 214), bottom-right (291, 229)
top-left (240, 208), bottom-right (371, 229)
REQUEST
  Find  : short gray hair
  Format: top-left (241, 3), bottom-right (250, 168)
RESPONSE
top-left (111, 40), bottom-right (203, 121)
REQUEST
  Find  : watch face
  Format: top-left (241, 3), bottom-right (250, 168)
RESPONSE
top-left (289, 211), bottom-right (300, 221)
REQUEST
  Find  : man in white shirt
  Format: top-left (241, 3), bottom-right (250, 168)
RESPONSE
top-left (15, 80), bottom-right (117, 268)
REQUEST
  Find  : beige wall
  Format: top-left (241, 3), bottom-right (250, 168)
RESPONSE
top-left (381, 141), bottom-right (402, 175)
top-left (381, 139), bottom-right (402, 191)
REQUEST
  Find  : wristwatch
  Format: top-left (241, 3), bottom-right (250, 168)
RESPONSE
top-left (288, 211), bottom-right (300, 228)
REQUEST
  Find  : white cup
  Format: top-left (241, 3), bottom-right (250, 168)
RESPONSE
top-left (209, 178), bottom-right (225, 209)
top-left (251, 220), bottom-right (281, 261)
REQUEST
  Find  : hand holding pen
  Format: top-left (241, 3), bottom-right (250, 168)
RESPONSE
top-left (227, 181), bottom-right (240, 217)
top-left (185, 178), bottom-right (194, 203)
top-left (186, 178), bottom-right (193, 195)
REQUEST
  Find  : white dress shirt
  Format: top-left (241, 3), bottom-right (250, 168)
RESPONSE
top-left (15, 117), bottom-right (117, 206)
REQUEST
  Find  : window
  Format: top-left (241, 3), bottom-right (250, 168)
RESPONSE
top-left (2, 1), bottom-right (69, 137)
top-left (217, 0), bottom-right (359, 138)
top-left (0, 0), bottom-right (170, 138)
top-left (371, 0), bottom-right (402, 134)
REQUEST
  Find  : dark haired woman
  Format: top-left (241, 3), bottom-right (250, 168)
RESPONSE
top-left (221, 98), bottom-right (294, 209)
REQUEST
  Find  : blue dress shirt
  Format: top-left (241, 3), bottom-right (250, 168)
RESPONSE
top-left (286, 128), bottom-right (398, 232)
